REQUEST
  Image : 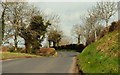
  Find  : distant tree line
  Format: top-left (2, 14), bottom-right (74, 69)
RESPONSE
top-left (53, 44), bottom-right (86, 52)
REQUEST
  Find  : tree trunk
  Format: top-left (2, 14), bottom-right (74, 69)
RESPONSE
top-left (106, 20), bottom-right (109, 27)
top-left (56, 41), bottom-right (59, 47)
top-left (86, 34), bottom-right (89, 45)
top-left (14, 32), bottom-right (18, 51)
top-left (95, 30), bottom-right (97, 41)
top-left (1, 7), bottom-right (6, 41)
top-left (25, 42), bottom-right (31, 53)
top-left (78, 35), bottom-right (81, 44)
top-left (94, 28), bottom-right (97, 42)
top-left (53, 41), bottom-right (56, 47)
top-left (32, 40), bottom-right (40, 54)
top-left (48, 40), bottom-right (51, 48)
top-left (0, 23), bottom-right (2, 45)
top-left (106, 20), bottom-right (109, 32)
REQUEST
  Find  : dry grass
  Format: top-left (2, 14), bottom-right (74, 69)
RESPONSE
top-left (0, 52), bottom-right (40, 60)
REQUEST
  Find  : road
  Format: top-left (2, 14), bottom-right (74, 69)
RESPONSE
top-left (2, 51), bottom-right (79, 73)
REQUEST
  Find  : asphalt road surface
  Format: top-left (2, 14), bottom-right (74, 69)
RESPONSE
top-left (2, 51), bottom-right (79, 73)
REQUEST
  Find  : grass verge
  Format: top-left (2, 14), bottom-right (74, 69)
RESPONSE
top-left (0, 52), bottom-right (40, 60)
top-left (77, 30), bottom-right (119, 73)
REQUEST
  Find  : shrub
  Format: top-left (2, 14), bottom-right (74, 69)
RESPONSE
top-left (109, 21), bottom-right (119, 32)
top-left (0, 46), bottom-right (9, 52)
top-left (98, 20), bottom-right (119, 40)
top-left (98, 27), bottom-right (109, 40)
top-left (36, 48), bottom-right (57, 56)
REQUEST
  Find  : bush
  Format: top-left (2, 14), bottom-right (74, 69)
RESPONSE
top-left (36, 48), bottom-right (57, 56)
top-left (1, 46), bottom-right (9, 52)
top-left (98, 20), bottom-right (119, 40)
top-left (109, 21), bottom-right (119, 32)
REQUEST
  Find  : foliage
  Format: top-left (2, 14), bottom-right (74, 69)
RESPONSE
top-left (98, 20), bottom-right (119, 40)
top-left (48, 30), bottom-right (62, 46)
top-left (47, 25), bottom-right (63, 47)
top-left (20, 15), bottom-right (51, 53)
top-left (109, 21), bottom-right (119, 32)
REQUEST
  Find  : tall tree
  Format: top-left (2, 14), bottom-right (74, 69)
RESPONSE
top-left (19, 6), bottom-right (45, 53)
top-left (3, 2), bottom-right (29, 51)
top-left (82, 5), bottom-right (105, 43)
top-left (46, 14), bottom-right (62, 47)
top-left (87, 12), bottom-right (99, 41)
top-left (71, 24), bottom-right (84, 44)
top-left (20, 15), bottom-right (51, 53)
top-left (82, 15), bottom-right (105, 45)
top-left (83, 2), bottom-right (117, 43)
top-left (1, 2), bottom-right (8, 42)
top-left (47, 25), bottom-right (63, 47)
top-left (96, 2), bottom-right (117, 27)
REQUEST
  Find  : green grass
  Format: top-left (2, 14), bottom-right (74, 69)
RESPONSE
top-left (77, 30), bottom-right (119, 73)
top-left (0, 52), bottom-right (40, 60)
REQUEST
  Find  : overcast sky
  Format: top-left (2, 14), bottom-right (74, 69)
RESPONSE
top-left (31, 2), bottom-right (96, 37)
top-left (31, 2), bottom-right (118, 37)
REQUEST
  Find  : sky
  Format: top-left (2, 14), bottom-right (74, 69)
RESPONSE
top-left (30, 2), bottom-right (118, 37)
top-left (32, 2), bottom-right (96, 37)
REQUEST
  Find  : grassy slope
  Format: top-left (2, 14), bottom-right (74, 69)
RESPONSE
top-left (0, 52), bottom-right (40, 60)
top-left (77, 30), bottom-right (119, 73)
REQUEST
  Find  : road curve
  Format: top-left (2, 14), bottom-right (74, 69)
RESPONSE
top-left (2, 51), bottom-right (79, 73)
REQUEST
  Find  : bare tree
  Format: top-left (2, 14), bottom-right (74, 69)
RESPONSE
top-left (83, 2), bottom-right (117, 43)
top-left (83, 14), bottom-right (105, 45)
top-left (96, 2), bottom-right (117, 27)
top-left (82, 5), bottom-right (105, 43)
top-left (71, 24), bottom-right (84, 44)
top-left (87, 14), bottom-right (98, 41)
top-left (0, 2), bottom-right (8, 42)
top-left (46, 13), bottom-right (62, 47)
top-left (5, 2), bottom-right (29, 51)
top-left (0, 2), bottom-right (32, 51)
top-left (47, 24), bottom-right (63, 47)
